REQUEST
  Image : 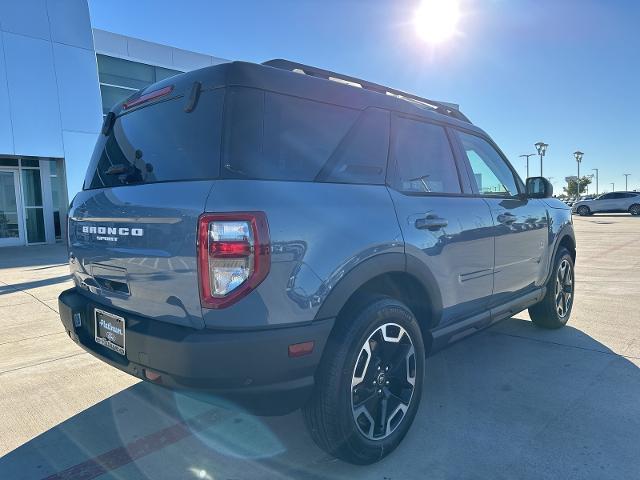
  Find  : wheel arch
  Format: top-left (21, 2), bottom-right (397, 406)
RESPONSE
top-left (544, 227), bottom-right (576, 285)
top-left (314, 253), bottom-right (443, 350)
top-left (558, 233), bottom-right (576, 262)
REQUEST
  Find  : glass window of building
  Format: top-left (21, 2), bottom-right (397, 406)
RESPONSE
top-left (97, 54), bottom-right (183, 114)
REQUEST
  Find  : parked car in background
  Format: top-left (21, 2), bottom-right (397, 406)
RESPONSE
top-left (573, 192), bottom-right (640, 216)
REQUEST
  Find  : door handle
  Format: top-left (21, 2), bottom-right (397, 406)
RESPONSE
top-left (497, 212), bottom-right (517, 224)
top-left (415, 215), bottom-right (448, 231)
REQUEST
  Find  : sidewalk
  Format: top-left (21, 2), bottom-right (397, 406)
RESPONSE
top-left (0, 244), bottom-right (138, 457)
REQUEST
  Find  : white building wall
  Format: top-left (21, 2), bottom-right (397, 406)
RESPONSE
top-left (92, 29), bottom-right (228, 72)
top-left (0, 0), bottom-right (102, 198)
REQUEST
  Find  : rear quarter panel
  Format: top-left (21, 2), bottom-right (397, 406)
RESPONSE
top-left (202, 180), bottom-right (403, 329)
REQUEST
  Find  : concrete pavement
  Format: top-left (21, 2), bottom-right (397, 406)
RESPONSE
top-left (1, 214), bottom-right (640, 479)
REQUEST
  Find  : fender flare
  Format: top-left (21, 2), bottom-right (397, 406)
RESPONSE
top-left (314, 252), bottom-right (443, 327)
top-left (544, 223), bottom-right (576, 284)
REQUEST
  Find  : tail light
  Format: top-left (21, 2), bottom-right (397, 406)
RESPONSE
top-left (197, 212), bottom-right (270, 309)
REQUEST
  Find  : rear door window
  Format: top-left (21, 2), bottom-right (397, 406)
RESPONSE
top-left (390, 116), bottom-right (461, 194)
top-left (84, 89), bottom-right (224, 189)
top-left (222, 89), bottom-right (389, 184)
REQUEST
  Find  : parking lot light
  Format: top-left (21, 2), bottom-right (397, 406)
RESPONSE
top-left (535, 142), bottom-right (548, 176)
top-left (519, 153), bottom-right (536, 178)
top-left (592, 168), bottom-right (599, 195)
top-left (624, 173), bottom-right (631, 191)
top-left (574, 151), bottom-right (584, 196)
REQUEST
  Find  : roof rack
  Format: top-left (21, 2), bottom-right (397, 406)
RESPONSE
top-left (262, 59), bottom-right (471, 124)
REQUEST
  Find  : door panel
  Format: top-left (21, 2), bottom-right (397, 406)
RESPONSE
top-left (483, 197), bottom-right (548, 302)
top-left (0, 170), bottom-right (25, 247)
top-left (390, 191), bottom-right (495, 326)
top-left (592, 194), bottom-right (614, 212)
top-left (387, 115), bottom-right (494, 327)
top-left (452, 130), bottom-right (549, 303)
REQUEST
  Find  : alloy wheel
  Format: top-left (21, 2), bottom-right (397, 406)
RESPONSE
top-left (555, 259), bottom-right (573, 318)
top-left (630, 205), bottom-right (640, 216)
top-left (351, 323), bottom-right (416, 441)
top-left (577, 206), bottom-right (589, 216)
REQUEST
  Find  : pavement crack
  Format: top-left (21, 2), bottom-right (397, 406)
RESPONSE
top-left (0, 331), bottom-right (65, 346)
top-left (0, 352), bottom-right (88, 376)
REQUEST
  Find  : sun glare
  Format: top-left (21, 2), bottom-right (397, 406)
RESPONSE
top-left (414, 0), bottom-right (461, 45)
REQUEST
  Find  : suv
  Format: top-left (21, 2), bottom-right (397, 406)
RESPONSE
top-left (59, 60), bottom-right (576, 464)
top-left (573, 191), bottom-right (640, 216)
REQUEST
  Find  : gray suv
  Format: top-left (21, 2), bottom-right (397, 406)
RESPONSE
top-left (58, 59), bottom-right (576, 464)
top-left (573, 191), bottom-right (640, 216)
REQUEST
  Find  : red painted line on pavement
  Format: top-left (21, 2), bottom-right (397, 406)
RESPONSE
top-left (43, 409), bottom-right (220, 480)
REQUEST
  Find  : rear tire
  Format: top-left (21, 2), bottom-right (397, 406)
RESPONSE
top-left (529, 248), bottom-right (574, 329)
top-left (576, 205), bottom-right (591, 216)
top-left (303, 296), bottom-right (425, 464)
top-left (629, 204), bottom-right (640, 216)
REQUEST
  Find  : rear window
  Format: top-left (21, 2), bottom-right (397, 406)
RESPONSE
top-left (390, 116), bottom-right (461, 194)
top-left (84, 89), bottom-right (224, 189)
top-left (222, 88), bottom-right (389, 184)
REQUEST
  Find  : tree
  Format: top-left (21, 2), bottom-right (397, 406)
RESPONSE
top-left (563, 176), bottom-right (592, 196)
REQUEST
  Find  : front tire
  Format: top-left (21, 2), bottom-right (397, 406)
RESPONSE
top-left (576, 205), bottom-right (591, 216)
top-left (629, 204), bottom-right (640, 216)
top-left (529, 248), bottom-right (575, 329)
top-left (303, 296), bottom-right (425, 464)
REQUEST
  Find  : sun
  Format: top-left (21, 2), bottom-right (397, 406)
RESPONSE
top-left (414, 0), bottom-right (461, 45)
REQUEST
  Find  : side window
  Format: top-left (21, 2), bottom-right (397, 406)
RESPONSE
top-left (222, 89), bottom-right (388, 184)
top-left (598, 193), bottom-right (612, 200)
top-left (316, 108), bottom-right (390, 184)
top-left (456, 131), bottom-right (519, 196)
top-left (391, 116), bottom-right (461, 194)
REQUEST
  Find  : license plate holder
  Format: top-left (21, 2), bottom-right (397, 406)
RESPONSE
top-left (94, 308), bottom-right (126, 356)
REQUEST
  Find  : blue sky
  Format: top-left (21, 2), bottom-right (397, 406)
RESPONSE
top-left (89, 0), bottom-right (640, 193)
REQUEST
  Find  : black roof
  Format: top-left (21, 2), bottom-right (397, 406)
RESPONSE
top-left (119, 60), bottom-right (485, 135)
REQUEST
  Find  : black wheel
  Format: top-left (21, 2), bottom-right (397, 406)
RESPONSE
top-left (576, 205), bottom-right (591, 216)
top-left (303, 296), bottom-right (425, 464)
top-left (629, 204), bottom-right (640, 216)
top-left (529, 248), bottom-right (575, 329)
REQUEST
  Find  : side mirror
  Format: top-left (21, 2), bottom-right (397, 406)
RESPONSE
top-left (526, 177), bottom-right (553, 198)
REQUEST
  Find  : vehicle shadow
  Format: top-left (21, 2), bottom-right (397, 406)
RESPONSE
top-left (2, 317), bottom-right (639, 480)
top-left (0, 244), bottom-right (68, 270)
top-left (575, 214), bottom-right (636, 218)
top-left (0, 275), bottom-right (71, 295)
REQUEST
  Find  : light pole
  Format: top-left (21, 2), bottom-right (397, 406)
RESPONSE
top-left (519, 153), bottom-right (536, 178)
top-left (611, 182), bottom-right (615, 192)
top-left (574, 151), bottom-right (584, 197)
top-left (592, 168), bottom-right (599, 195)
top-left (624, 173), bottom-right (631, 191)
top-left (586, 174), bottom-right (594, 195)
top-left (535, 142), bottom-right (548, 177)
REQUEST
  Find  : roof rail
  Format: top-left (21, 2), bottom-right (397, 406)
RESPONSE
top-left (262, 59), bottom-right (471, 124)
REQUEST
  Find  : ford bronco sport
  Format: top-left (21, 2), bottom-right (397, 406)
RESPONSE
top-left (59, 59), bottom-right (576, 464)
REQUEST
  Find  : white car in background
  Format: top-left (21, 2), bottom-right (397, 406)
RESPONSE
top-left (573, 191), bottom-right (640, 216)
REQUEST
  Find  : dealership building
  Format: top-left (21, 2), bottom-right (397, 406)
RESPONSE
top-left (0, 1), bottom-right (226, 247)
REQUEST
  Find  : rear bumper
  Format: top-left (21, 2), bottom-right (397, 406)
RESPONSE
top-left (58, 287), bottom-right (334, 414)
